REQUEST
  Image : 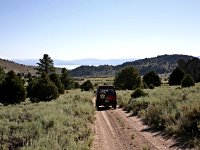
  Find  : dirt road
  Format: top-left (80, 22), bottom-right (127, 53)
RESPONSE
top-left (91, 99), bottom-right (191, 150)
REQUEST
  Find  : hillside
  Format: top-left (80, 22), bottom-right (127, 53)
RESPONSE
top-left (70, 54), bottom-right (195, 77)
top-left (0, 58), bottom-right (62, 75)
top-left (0, 58), bottom-right (36, 75)
top-left (0, 54), bottom-right (195, 77)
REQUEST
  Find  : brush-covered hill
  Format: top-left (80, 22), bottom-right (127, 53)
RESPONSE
top-left (70, 54), bottom-right (195, 77)
top-left (0, 58), bottom-right (36, 75)
top-left (0, 59), bottom-right (62, 76)
top-left (0, 54), bottom-right (195, 77)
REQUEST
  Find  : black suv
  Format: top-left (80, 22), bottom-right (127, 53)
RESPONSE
top-left (95, 85), bottom-right (117, 110)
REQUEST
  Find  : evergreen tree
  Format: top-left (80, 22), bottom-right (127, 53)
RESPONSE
top-left (181, 74), bottom-right (195, 88)
top-left (114, 66), bottom-right (141, 90)
top-left (0, 70), bottom-right (26, 105)
top-left (36, 54), bottom-right (55, 75)
top-left (169, 67), bottom-right (185, 85)
top-left (0, 67), bottom-right (5, 83)
top-left (28, 73), bottom-right (59, 102)
top-left (143, 71), bottom-right (161, 87)
top-left (49, 73), bottom-right (65, 94)
top-left (60, 68), bottom-right (74, 90)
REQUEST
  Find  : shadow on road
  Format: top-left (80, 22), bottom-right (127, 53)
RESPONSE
top-left (123, 110), bottom-right (195, 150)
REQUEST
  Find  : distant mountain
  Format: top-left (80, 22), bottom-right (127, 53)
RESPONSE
top-left (70, 54), bottom-right (196, 77)
top-left (1, 54), bottom-right (197, 77)
top-left (11, 59), bottom-right (38, 66)
top-left (12, 58), bottom-right (134, 66)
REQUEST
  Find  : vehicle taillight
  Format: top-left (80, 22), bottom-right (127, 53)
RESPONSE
top-left (106, 96), bottom-right (116, 100)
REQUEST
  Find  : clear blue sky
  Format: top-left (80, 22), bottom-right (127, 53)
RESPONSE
top-left (0, 0), bottom-right (200, 60)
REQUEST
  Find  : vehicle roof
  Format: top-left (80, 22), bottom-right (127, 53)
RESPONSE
top-left (98, 85), bottom-right (115, 89)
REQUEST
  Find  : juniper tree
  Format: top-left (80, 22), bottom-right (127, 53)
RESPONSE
top-left (114, 66), bottom-right (141, 90)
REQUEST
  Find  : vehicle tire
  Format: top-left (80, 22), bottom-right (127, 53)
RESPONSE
top-left (112, 105), bottom-right (116, 109)
top-left (96, 101), bottom-right (100, 111)
top-left (96, 105), bottom-right (100, 111)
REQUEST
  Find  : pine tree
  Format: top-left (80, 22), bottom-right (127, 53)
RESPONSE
top-left (36, 54), bottom-right (55, 75)
top-left (60, 68), bottom-right (74, 90)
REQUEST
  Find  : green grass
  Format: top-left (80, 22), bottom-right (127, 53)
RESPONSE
top-left (117, 83), bottom-right (200, 148)
top-left (0, 90), bottom-right (95, 150)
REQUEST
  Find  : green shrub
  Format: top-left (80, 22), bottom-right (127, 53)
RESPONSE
top-left (0, 70), bottom-right (26, 105)
top-left (0, 67), bottom-right (5, 83)
top-left (74, 82), bottom-right (80, 89)
top-left (125, 99), bottom-right (149, 115)
top-left (178, 105), bottom-right (200, 137)
top-left (49, 73), bottom-right (65, 94)
top-left (143, 71), bottom-right (161, 86)
top-left (114, 66), bottom-right (141, 90)
top-left (131, 88), bottom-right (148, 98)
top-left (169, 67), bottom-right (185, 85)
top-left (116, 91), bottom-right (132, 108)
top-left (143, 104), bottom-right (166, 129)
top-left (181, 74), bottom-right (195, 88)
top-left (148, 84), bottom-right (154, 89)
top-left (26, 77), bottom-right (36, 98)
top-left (28, 74), bottom-right (59, 102)
top-left (94, 82), bottom-right (98, 87)
top-left (141, 81), bottom-right (148, 89)
top-left (80, 80), bottom-right (93, 91)
top-left (119, 83), bottom-right (200, 148)
top-left (0, 90), bottom-right (95, 150)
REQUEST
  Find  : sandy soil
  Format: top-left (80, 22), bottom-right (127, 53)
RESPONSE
top-left (91, 98), bottom-right (193, 150)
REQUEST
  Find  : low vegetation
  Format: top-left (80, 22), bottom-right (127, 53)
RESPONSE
top-left (0, 90), bottom-right (95, 150)
top-left (130, 88), bottom-right (148, 99)
top-left (117, 83), bottom-right (200, 148)
top-left (181, 74), bottom-right (195, 88)
top-left (80, 80), bottom-right (94, 91)
top-left (1, 54), bottom-right (200, 149)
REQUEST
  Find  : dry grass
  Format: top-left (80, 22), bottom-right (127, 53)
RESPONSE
top-left (117, 83), bottom-right (200, 148)
top-left (0, 90), bottom-right (95, 150)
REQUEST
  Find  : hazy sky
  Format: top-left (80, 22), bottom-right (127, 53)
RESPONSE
top-left (0, 0), bottom-right (200, 60)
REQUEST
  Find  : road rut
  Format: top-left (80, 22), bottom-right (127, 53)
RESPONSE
top-left (91, 98), bottom-right (191, 150)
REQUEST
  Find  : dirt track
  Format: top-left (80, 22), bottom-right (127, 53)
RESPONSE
top-left (91, 98), bottom-right (192, 150)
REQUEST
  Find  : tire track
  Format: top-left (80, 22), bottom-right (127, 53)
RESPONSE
top-left (91, 97), bottom-right (189, 150)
